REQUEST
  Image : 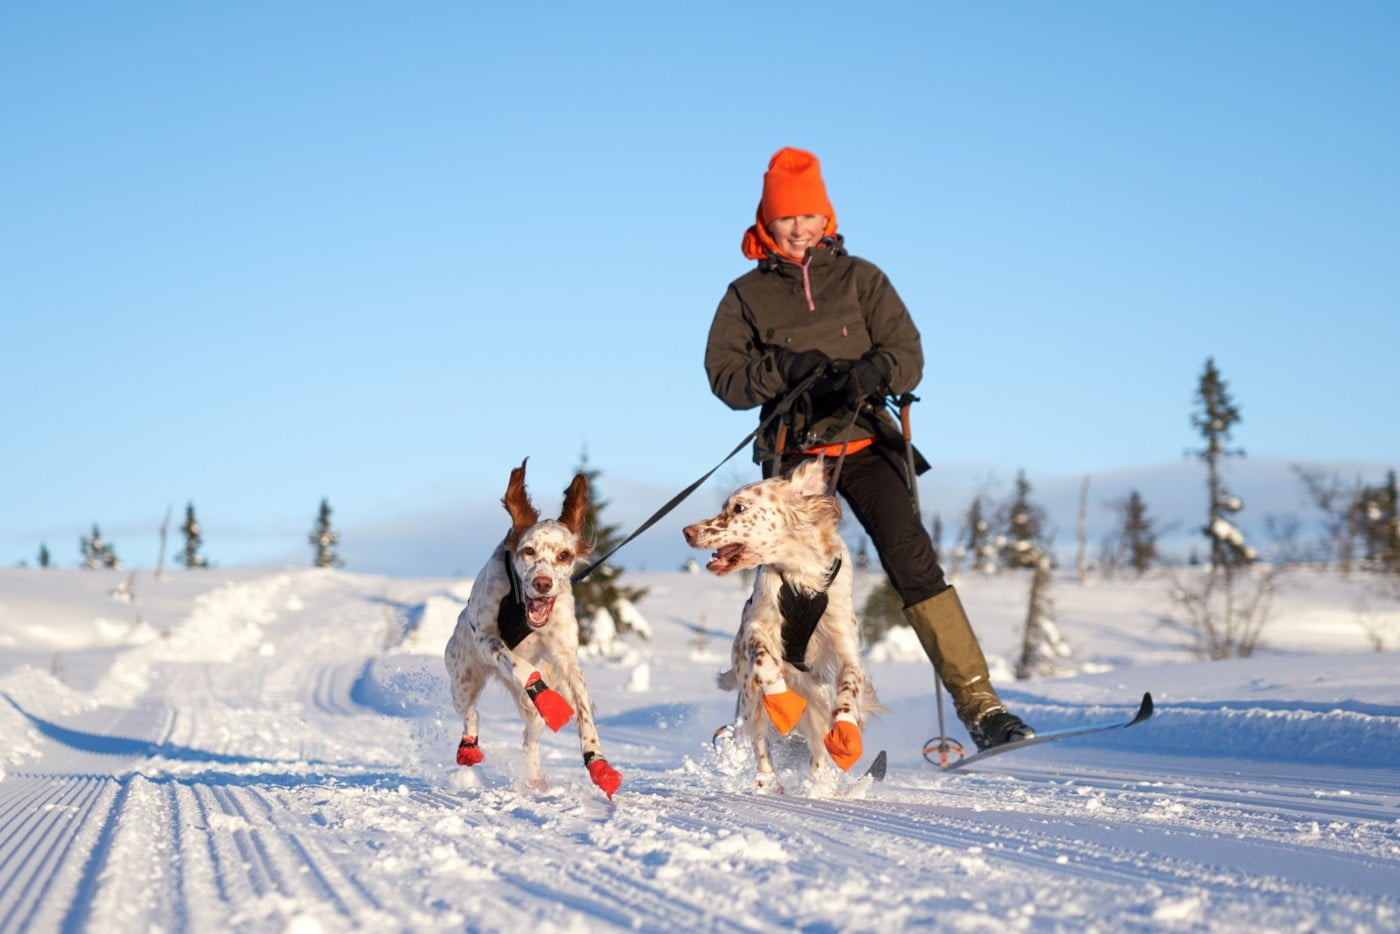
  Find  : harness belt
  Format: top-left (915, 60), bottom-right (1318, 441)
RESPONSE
top-left (497, 552), bottom-right (533, 650)
top-left (778, 557), bottom-right (842, 672)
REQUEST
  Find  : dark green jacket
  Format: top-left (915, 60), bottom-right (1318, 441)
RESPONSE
top-left (704, 236), bottom-right (924, 462)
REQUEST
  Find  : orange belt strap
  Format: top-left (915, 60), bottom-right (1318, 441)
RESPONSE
top-left (802, 437), bottom-right (875, 457)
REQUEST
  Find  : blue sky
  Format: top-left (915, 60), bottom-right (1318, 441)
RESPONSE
top-left (3, 2), bottom-right (1397, 576)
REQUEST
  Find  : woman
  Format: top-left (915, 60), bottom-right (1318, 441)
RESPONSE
top-left (703, 146), bottom-right (1034, 751)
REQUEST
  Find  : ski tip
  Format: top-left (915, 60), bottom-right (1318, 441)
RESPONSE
top-left (1135, 692), bottom-right (1155, 724)
top-left (865, 749), bottom-right (887, 782)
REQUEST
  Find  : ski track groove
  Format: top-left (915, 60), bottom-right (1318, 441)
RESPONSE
top-left (55, 777), bottom-right (130, 933)
top-left (0, 776), bottom-right (111, 932)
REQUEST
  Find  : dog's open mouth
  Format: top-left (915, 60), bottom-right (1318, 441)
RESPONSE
top-left (525, 595), bottom-right (556, 627)
top-left (706, 543), bottom-right (746, 575)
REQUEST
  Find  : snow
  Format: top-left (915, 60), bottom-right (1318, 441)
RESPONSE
top-left (1, 564), bottom-right (1398, 932)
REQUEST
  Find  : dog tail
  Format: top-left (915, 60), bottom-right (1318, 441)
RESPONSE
top-left (715, 668), bottom-right (737, 692)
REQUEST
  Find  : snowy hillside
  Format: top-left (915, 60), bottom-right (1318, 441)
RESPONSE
top-left (0, 565), bottom-right (1397, 932)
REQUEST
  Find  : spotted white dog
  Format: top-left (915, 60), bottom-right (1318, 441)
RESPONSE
top-left (683, 457), bottom-right (878, 791)
top-left (444, 459), bottom-right (622, 799)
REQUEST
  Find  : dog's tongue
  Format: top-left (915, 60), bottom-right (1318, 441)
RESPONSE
top-left (707, 543), bottom-right (744, 575)
top-left (526, 596), bottom-right (555, 626)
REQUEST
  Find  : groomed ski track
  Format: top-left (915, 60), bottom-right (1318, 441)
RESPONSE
top-left (0, 570), bottom-right (1396, 932)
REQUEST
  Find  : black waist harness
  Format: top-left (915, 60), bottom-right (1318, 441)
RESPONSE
top-left (497, 552), bottom-right (532, 650)
top-left (779, 557), bottom-right (842, 672)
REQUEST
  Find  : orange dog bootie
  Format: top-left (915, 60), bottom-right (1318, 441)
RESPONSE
top-left (761, 679), bottom-right (807, 735)
top-left (823, 715), bottom-right (863, 771)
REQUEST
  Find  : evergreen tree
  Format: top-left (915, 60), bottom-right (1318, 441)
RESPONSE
top-left (1357, 470), bottom-right (1400, 573)
top-left (570, 450), bottom-right (648, 642)
top-left (179, 502), bottom-right (209, 568)
top-left (999, 470), bottom-right (1047, 570)
top-left (859, 575), bottom-right (905, 647)
top-left (961, 496), bottom-right (993, 573)
top-left (37, 543), bottom-right (50, 568)
top-left (1015, 551), bottom-right (1072, 679)
top-left (309, 498), bottom-right (342, 568)
top-left (80, 524), bottom-right (121, 569)
top-left (1192, 358), bottom-right (1254, 568)
top-left (929, 514), bottom-right (943, 567)
top-left (1110, 490), bottom-right (1159, 575)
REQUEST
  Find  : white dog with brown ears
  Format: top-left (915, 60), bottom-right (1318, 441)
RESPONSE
top-left (443, 459), bottom-right (622, 799)
top-left (683, 456), bottom-right (879, 792)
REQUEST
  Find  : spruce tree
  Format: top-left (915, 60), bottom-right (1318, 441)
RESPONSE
top-left (1357, 470), bottom-right (1400, 573)
top-left (1192, 358), bottom-right (1254, 568)
top-left (1115, 490), bottom-right (1159, 575)
top-left (309, 498), bottom-right (342, 569)
top-left (570, 450), bottom-right (647, 641)
top-left (1000, 470), bottom-right (1047, 570)
top-left (37, 543), bottom-right (50, 568)
top-left (961, 496), bottom-right (992, 573)
top-left (179, 502), bottom-right (209, 568)
top-left (80, 524), bottom-right (121, 569)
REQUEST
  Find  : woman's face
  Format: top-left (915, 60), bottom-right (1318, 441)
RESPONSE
top-left (766, 214), bottom-right (828, 261)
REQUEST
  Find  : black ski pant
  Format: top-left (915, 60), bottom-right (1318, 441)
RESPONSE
top-left (767, 443), bottom-right (948, 607)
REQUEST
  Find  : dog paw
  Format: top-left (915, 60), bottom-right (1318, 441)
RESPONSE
top-left (456, 737), bottom-right (485, 767)
top-left (761, 685), bottom-right (807, 735)
top-left (526, 775), bottom-right (549, 793)
top-left (525, 672), bottom-right (575, 731)
top-left (823, 720), bottom-right (863, 771)
top-left (586, 758), bottom-right (622, 799)
top-left (754, 774), bottom-right (785, 795)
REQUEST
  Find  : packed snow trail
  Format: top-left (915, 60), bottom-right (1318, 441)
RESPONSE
top-left (0, 569), bottom-right (1397, 932)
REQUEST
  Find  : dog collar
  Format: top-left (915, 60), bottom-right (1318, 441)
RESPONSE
top-left (498, 551), bottom-right (532, 649)
top-left (778, 557), bottom-right (842, 673)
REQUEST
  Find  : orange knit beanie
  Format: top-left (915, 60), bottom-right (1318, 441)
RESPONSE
top-left (741, 147), bottom-right (839, 260)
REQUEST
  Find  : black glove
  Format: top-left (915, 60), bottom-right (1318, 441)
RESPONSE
top-left (821, 353), bottom-right (889, 402)
top-left (774, 348), bottom-right (831, 386)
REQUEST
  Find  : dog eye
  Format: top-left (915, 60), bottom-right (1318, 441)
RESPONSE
top-left (558, 550), bottom-right (573, 563)
top-left (732, 503), bottom-right (746, 515)
top-left (521, 546), bottom-right (536, 558)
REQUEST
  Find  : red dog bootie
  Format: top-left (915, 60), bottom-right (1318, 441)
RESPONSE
top-left (525, 672), bottom-right (574, 732)
top-left (761, 679), bottom-right (807, 735)
top-left (823, 715), bottom-right (863, 771)
top-left (456, 737), bottom-right (484, 766)
top-left (585, 755), bottom-right (622, 799)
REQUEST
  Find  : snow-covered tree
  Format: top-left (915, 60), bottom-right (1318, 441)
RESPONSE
top-left (999, 470), bottom-right (1047, 570)
top-left (959, 495), bottom-right (994, 574)
top-left (1192, 358), bottom-right (1254, 568)
top-left (859, 575), bottom-right (905, 647)
top-left (80, 524), bottom-right (121, 569)
top-left (1016, 550), bottom-right (1073, 679)
top-left (309, 499), bottom-right (342, 569)
top-left (179, 502), bottom-right (209, 568)
top-left (571, 450), bottom-right (648, 643)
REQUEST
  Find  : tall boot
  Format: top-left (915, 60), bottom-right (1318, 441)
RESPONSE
top-left (902, 586), bottom-right (1005, 727)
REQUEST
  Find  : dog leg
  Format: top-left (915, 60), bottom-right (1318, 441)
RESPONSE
top-left (447, 660), bottom-right (488, 766)
top-left (557, 666), bottom-right (622, 799)
top-left (749, 638), bottom-right (806, 735)
top-left (514, 691), bottom-right (548, 791)
top-left (823, 659), bottom-right (867, 771)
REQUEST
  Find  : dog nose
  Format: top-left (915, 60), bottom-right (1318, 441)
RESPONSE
top-left (682, 524), bottom-right (697, 545)
top-left (531, 575), bottom-right (552, 595)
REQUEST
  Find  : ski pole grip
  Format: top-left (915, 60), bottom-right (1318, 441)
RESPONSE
top-left (900, 403), bottom-right (912, 442)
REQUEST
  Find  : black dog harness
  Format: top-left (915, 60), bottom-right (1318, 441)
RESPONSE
top-left (779, 557), bottom-right (842, 673)
top-left (497, 552), bottom-right (533, 650)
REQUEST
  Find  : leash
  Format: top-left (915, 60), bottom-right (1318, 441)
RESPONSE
top-left (571, 368), bottom-right (826, 584)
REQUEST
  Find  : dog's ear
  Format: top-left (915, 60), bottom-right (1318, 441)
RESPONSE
top-left (558, 472), bottom-right (590, 537)
top-left (788, 456), bottom-right (831, 498)
top-left (502, 458), bottom-right (540, 545)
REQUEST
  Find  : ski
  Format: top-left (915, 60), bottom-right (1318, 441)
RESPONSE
top-left (926, 692), bottom-right (1154, 771)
